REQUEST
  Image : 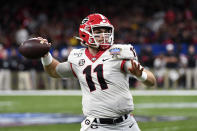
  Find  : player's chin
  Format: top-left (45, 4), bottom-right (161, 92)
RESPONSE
top-left (99, 44), bottom-right (111, 50)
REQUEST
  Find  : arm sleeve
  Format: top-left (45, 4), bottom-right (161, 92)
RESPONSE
top-left (55, 62), bottom-right (74, 78)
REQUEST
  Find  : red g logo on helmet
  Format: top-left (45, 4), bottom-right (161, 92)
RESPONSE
top-left (78, 13), bottom-right (114, 50)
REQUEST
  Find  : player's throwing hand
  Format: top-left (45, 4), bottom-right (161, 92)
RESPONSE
top-left (128, 60), bottom-right (144, 77)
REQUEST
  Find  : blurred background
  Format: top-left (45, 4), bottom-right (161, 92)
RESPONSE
top-left (0, 0), bottom-right (197, 90)
top-left (1, 0), bottom-right (197, 131)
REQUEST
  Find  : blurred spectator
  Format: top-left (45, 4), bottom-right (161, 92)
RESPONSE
top-left (30, 59), bottom-right (46, 90)
top-left (147, 11), bottom-right (164, 32)
top-left (9, 48), bottom-right (20, 90)
top-left (0, 44), bottom-right (4, 58)
top-left (17, 57), bottom-right (33, 90)
top-left (186, 45), bottom-right (197, 89)
top-left (178, 54), bottom-right (188, 88)
top-left (0, 49), bottom-right (11, 90)
top-left (34, 61), bottom-right (50, 90)
top-left (164, 44), bottom-right (179, 88)
top-left (15, 25), bottom-right (29, 45)
top-left (60, 46), bottom-right (73, 61)
top-left (154, 53), bottom-right (166, 88)
top-left (192, 32), bottom-right (197, 45)
top-left (165, 9), bottom-right (175, 25)
top-left (184, 9), bottom-right (193, 21)
top-left (139, 45), bottom-right (154, 68)
top-left (165, 44), bottom-right (179, 68)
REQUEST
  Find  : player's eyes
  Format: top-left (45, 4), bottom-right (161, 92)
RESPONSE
top-left (94, 31), bottom-right (102, 34)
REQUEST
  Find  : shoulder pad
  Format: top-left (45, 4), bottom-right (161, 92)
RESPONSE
top-left (109, 44), bottom-right (138, 60)
top-left (68, 48), bottom-right (85, 64)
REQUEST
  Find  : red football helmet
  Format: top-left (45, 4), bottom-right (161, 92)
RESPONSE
top-left (77, 13), bottom-right (114, 50)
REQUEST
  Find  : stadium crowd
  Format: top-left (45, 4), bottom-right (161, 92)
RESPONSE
top-left (0, 0), bottom-right (196, 90)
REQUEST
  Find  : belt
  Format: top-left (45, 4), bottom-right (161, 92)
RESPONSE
top-left (93, 114), bottom-right (128, 124)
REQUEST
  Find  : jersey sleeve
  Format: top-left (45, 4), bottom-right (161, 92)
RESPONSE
top-left (62, 48), bottom-right (84, 78)
top-left (56, 62), bottom-right (74, 78)
top-left (67, 49), bottom-right (75, 64)
top-left (67, 48), bottom-right (83, 65)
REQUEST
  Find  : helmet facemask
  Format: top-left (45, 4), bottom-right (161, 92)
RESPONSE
top-left (90, 25), bottom-right (114, 50)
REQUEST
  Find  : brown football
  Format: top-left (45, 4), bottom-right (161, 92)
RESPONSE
top-left (19, 38), bottom-right (50, 59)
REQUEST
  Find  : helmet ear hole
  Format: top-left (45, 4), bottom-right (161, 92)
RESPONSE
top-left (82, 35), bottom-right (86, 38)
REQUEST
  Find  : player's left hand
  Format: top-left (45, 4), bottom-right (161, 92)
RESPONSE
top-left (128, 60), bottom-right (144, 77)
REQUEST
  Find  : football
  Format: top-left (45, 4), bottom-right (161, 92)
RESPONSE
top-left (19, 38), bottom-right (50, 59)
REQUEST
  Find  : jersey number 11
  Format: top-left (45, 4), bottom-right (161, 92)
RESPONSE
top-left (83, 64), bottom-right (108, 92)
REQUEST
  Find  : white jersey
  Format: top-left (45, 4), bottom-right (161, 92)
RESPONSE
top-left (58, 44), bottom-right (138, 118)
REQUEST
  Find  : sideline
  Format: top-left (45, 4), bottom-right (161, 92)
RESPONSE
top-left (0, 90), bottom-right (197, 96)
top-left (136, 102), bottom-right (197, 108)
top-left (0, 113), bottom-right (187, 127)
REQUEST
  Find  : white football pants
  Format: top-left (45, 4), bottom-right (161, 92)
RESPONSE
top-left (80, 114), bottom-right (141, 131)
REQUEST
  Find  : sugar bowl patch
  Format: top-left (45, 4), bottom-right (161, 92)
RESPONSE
top-left (109, 48), bottom-right (122, 58)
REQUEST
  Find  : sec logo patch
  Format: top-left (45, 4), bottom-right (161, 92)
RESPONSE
top-left (79, 59), bottom-right (85, 66)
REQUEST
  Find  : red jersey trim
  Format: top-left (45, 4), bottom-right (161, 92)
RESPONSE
top-left (70, 63), bottom-right (77, 78)
top-left (121, 59), bottom-right (127, 72)
top-left (85, 48), bottom-right (105, 62)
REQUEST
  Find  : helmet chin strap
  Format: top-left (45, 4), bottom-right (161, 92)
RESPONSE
top-left (74, 36), bottom-right (83, 41)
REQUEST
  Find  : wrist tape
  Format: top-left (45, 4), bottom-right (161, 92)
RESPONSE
top-left (41, 53), bottom-right (53, 66)
top-left (137, 71), bottom-right (147, 81)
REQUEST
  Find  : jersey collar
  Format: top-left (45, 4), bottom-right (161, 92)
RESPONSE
top-left (85, 48), bottom-right (105, 62)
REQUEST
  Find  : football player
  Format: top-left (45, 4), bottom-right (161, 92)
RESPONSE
top-left (40, 13), bottom-right (156, 131)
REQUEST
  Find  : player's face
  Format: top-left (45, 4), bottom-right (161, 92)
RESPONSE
top-left (92, 27), bottom-right (112, 44)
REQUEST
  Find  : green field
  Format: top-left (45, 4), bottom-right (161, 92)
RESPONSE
top-left (0, 95), bottom-right (197, 131)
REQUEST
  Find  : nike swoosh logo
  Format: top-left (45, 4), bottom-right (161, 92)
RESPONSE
top-left (129, 123), bottom-right (134, 128)
top-left (102, 58), bottom-right (111, 62)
